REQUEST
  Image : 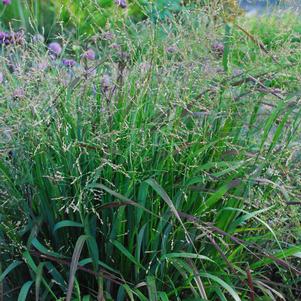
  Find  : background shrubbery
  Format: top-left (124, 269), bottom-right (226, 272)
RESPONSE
top-left (0, 0), bottom-right (203, 36)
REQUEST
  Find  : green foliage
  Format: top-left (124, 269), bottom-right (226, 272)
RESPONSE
top-left (1, 8), bottom-right (301, 301)
top-left (0, 0), bottom-right (57, 35)
top-left (145, 0), bottom-right (183, 22)
top-left (0, 0), bottom-right (197, 36)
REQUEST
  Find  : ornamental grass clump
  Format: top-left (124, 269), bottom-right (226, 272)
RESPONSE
top-left (0, 8), bottom-right (301, 301)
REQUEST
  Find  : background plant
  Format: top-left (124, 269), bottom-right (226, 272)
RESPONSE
top-left (0, 0), bottom-right (198, 37)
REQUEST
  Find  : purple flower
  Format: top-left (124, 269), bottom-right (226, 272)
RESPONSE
top-left (13, 88), bottom-right (25, 99)
top-left (211, 42), bottom-right (224, 57)
top-left (166, 45), bottom-right (178, 54)
top-left (0, 32), bottom-right (8, 44)
top-left (115, 0), bottom-right (127, 8)
top-left (0, 32), bottom-right (7, 40)
top-left (2, 0), bottom-right (11, 5)
top-left (48, 42), bottom-right (62, 56)
top-left (83, 49), bottom-right (96, 60)
top-left (62, 58), bottom-right (76, 67)
top-left (0, 31), bottom-right (24, 45)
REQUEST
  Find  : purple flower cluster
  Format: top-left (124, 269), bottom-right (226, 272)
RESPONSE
top-left (2, 0), bottom-right (11, 5)
top-left (47, 41), bottom-right (98, 68)
top-left (0, 32), bottom-right (100, 75)
top-left (0, 31), bottom-right (24, 45)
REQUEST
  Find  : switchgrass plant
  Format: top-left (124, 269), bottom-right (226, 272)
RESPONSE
top-left (1, 10), bottom-right (301, 300)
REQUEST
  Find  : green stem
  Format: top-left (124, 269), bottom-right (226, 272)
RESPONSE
top-left (223, 23), bottom-right (232, 73)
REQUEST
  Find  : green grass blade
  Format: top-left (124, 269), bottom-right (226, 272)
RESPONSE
top-left (112, 240), bottom-right (144, 270)
top-left (31, 238), bottom-right (64, 259)
top-left (146, 275), bottom-right (158, 301)
top-left (223, 23), bottom-right (232, 73)
top-left (0, 261), bottom-right (22, 282)
top-left (158, 292), bottom-right (169, 301)
top-left (160, 253), bottom-right (213, 262)
top-left (66, 235), bottom-right (90, 301)
top-left (53, 220), bottom-right (84, 234)
top-left (35, 263), bottom-right (45, 301)
top-left (199, 273), bottom-right (241, 301)
top-left (251, 245), bottom-right (301, 270)
top-left (145, 178), bottom-right (193, 246)
top-left (18, 281), bottom-right (34, 301)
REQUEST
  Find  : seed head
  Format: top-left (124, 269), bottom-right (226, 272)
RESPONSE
top-left (32, 34), bottom-right (45, 43)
